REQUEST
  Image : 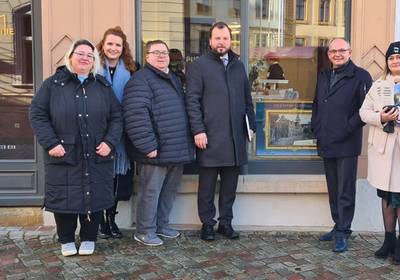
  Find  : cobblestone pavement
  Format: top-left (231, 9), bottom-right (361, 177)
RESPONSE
top-left (1, 227), bottom-right (400, 279)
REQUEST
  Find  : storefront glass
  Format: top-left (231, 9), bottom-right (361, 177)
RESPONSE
top-left (249, 0), bottom-right (346, 159)
top-left (140, 0), bottom-right (349, 168)
top-left (0, 0), bottom-right (34, 160)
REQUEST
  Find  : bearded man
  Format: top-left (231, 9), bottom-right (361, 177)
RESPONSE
top-left (186, 22), bottom-right (256, 241)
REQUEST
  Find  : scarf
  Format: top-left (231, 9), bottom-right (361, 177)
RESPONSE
top-left (99, 59), bottom-right (132, 175)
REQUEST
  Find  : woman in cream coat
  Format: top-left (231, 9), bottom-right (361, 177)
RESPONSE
top-left (360, 41), bottom-right (400, 264)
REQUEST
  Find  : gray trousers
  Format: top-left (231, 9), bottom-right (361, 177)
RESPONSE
top-left (136, 164), bottom-right (183, 234)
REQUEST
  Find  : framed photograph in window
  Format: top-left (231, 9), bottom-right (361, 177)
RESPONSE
top-left (255, 100), bottom-right (318, 157)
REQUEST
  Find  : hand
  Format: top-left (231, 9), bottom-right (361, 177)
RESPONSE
top-left (194, 133), bottom-right (208, 149)
top-left (146, 150), bottom-right (157, 158)
top-left (249, 129), bottom-right (255, 141)
top-left (96, 142), bottom-right (111, 157)
top-left (381, 107), bottom-right (399, 123)
top-left (48, 144), bottom-right (65, 157)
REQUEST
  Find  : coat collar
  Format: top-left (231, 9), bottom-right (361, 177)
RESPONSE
top-left (144, 63), bottom-right (183, 95)
top-left (53, 66), bottom-right (110, 87)
top-left (206, 49), bottom-right (239, 66)
top-left (325, 60), bottom-right (356, 96)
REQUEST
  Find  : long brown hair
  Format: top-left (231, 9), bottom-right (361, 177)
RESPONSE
top-left (97, 26), bottom-right (136, 73)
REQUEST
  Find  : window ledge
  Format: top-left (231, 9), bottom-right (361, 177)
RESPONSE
top-left (179, 174), bottom-right (328, 194)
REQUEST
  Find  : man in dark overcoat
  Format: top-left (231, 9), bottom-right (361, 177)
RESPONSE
top-left (311, 38), bottom-right (372, 252)
top-left (186, 22), bottom-right (256, 241)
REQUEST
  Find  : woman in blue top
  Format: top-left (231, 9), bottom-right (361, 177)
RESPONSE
top-left (97, 26), bottom-right (137, 238)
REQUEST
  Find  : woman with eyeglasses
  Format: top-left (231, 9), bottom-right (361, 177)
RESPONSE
top-left (96, 27), bottom-right (137, 239)
top-left (30, 39), bottom-right (122, 256)
top-left (360, 41), bottom-right (400, 264)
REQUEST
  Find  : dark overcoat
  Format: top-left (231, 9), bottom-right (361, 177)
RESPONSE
top-left (185, 50), bottom-right (256, 167)
top-left (30, 66), bottom-right (123, 214)
top-left (122, 64), bottom-right (194, 165)
top-left (311, 60), bottom-right (372, 158)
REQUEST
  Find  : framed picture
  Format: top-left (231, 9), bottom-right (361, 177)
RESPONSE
top-left (266, 109), bottom-right (316, 149)
top-left (254, 100), bottom-right (318, 157)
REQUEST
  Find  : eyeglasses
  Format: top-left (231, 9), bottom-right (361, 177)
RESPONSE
top-left (73, 52), bottom-right (95, 60)
top-left (327, 49), bottom-right (349, 55)
top-left (147, 51), bottom-right (169, 57)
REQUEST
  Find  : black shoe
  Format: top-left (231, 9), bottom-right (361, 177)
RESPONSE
top-left (217, 224), bottom-right (239, 239)
top-left (333, 237), bottom-right (348, 253)
top-left (109, 211), bottom-right (122, 239)
top-left (393, 236), bottom-right (400, 265)
top-left (200, 224), bottom-right (215, 241)
top-left (319, 230), bottom-right (335, 241)
top-left (375, 232), bottom-right (396, 259)
top-left (99, 213), bottom-right (113, 239)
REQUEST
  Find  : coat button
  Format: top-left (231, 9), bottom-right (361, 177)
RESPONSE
top-left (78, 114), bottom-right (82, 117)
top-left (86, 134), bottom-right (89, 137)
top-left (85, 114), bottom-right (89, 117)
top-left (76, 95), bottom-right (79, 98)
top-left (86, 153), bottom-right (90, 157)
top-left (86, 192), bottom-right (90, 195)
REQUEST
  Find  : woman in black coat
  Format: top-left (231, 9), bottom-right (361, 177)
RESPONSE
top-left (29, 39), bottom-right (122, 256)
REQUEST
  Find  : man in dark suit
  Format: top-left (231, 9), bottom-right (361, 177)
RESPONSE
top-left (311, 38), bottom-right (372, 252)
top-left (186, 22), bottom-right (256, 241)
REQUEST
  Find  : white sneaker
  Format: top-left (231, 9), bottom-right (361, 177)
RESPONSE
top-left (61, 242), bottom-right (77, 257)
top-left (78, 241), bottom-right (95, 255)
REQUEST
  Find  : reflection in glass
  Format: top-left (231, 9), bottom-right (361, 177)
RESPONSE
top-left (141, 0), bottom-right (240, 65)
top-left (249, 0), bottom-right (347, 159)
top-left (0, 1), bottom-right (34, 160)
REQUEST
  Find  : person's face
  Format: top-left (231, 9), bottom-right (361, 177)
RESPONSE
top-left (102, 34), bottom-right (123, 62)
top-left (327, 39), bottom-right (351, 69)
top-left (388, 54), bottom-right (400, 76)
top-left (209, 26), bottom-right (231, 55)
top-left (146, 43), bottom-right (170, 71)
top-left (70, 44), bottom-right (94, 75)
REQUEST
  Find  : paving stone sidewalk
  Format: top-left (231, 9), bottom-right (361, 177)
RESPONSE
top-left (0, 227), bottom-right (399, 279)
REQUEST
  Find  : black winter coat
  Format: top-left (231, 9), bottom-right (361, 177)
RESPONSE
top-left (30, 66), bottom-right (123, 214)
top-left (186, 51), bottom-right (256, 167)
top-left (122, 64), bottom-right (194, 165)
top-left (311, 60), bottom-right (372, 158)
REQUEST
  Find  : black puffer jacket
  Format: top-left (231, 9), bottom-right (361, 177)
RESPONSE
top-left (30, 66), bottom-right (122, 214)
top-left (123, 64), bottom-right (194, 165)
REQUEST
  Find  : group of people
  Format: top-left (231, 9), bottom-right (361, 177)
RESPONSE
top-left (29, 19), bottom-right (400, 264)
top-left (29, 22), bottom-right (255, 256)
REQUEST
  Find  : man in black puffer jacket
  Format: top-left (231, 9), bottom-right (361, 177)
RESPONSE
top-left (123, 40), bottom-right (194, 246)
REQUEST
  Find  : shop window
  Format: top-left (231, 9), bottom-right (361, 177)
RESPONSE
top-left (319, 0), bottom-right (330, 23)
top-left (140, 0), bottom-right (350, 173)
top-left (296, 0), bottom-right (306, 21)
top-left (248, 0), bottom-right (346, 165)
top-left (0, 1), bottom-right (34, 160)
